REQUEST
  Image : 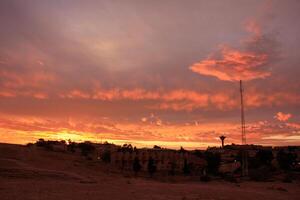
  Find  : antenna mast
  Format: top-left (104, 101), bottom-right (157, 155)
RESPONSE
top-left (240, 80), bottom-right (246, 145)
top-left (240, 80), bottom-right (248, 176)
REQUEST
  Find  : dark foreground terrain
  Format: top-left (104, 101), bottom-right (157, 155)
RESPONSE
top-left (0, 143), bottom-right (300, 200)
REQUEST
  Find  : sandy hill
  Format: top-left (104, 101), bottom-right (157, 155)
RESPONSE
top-left (0, 143), bottom-right (300, 200)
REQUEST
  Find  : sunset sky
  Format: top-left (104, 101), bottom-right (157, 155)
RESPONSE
top-left (1, 0), bottom-right (300, 149)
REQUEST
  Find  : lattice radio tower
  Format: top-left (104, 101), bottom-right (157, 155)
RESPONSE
top-left (240, 80), bottom-right (248, 176)
top-left (240, 80), bottom-right (246, 145)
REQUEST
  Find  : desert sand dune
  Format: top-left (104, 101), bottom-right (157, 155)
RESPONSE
top-left (1, 143), bottom-right (299, 200)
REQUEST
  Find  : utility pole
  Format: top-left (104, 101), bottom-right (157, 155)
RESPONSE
top-left (240, 80), bottom-right (248, 176)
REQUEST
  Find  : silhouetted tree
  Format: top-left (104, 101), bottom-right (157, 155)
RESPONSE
top-left (179, 146), bottom-right (186, 153)
top-left (121, 144), bottom-right (133, 153)
top-left (147, 156), bottom-right (156, 177)
top-left (67, 140), bottom-right (76, 153)
top-left (26, 143), bottom-right (34, 147)
top-left (277, 150), bottom-right (297, 170)
top-left (204, 151), bottom-right (221, 175)
top-left (36, 138), bottom-right (46, 147)
top-left (35, 139), bottom-right (54, 150)
top-left (78, 141), bottom-right (95, 156)
top-left (153, 145), bottom-right (162, 149)
top-left (133, 157), bottom-right (141, 176)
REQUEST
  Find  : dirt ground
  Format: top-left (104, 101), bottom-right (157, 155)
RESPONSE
top-left (1, 143), bottom-right (300, 200)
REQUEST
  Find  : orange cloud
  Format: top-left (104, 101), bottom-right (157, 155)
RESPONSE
top-left (190, 46), bottom-right (270, 81)
top-left (190, 19), bottom-right (276, 82)
top-left (274, 112), bottom-right (292, 122)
